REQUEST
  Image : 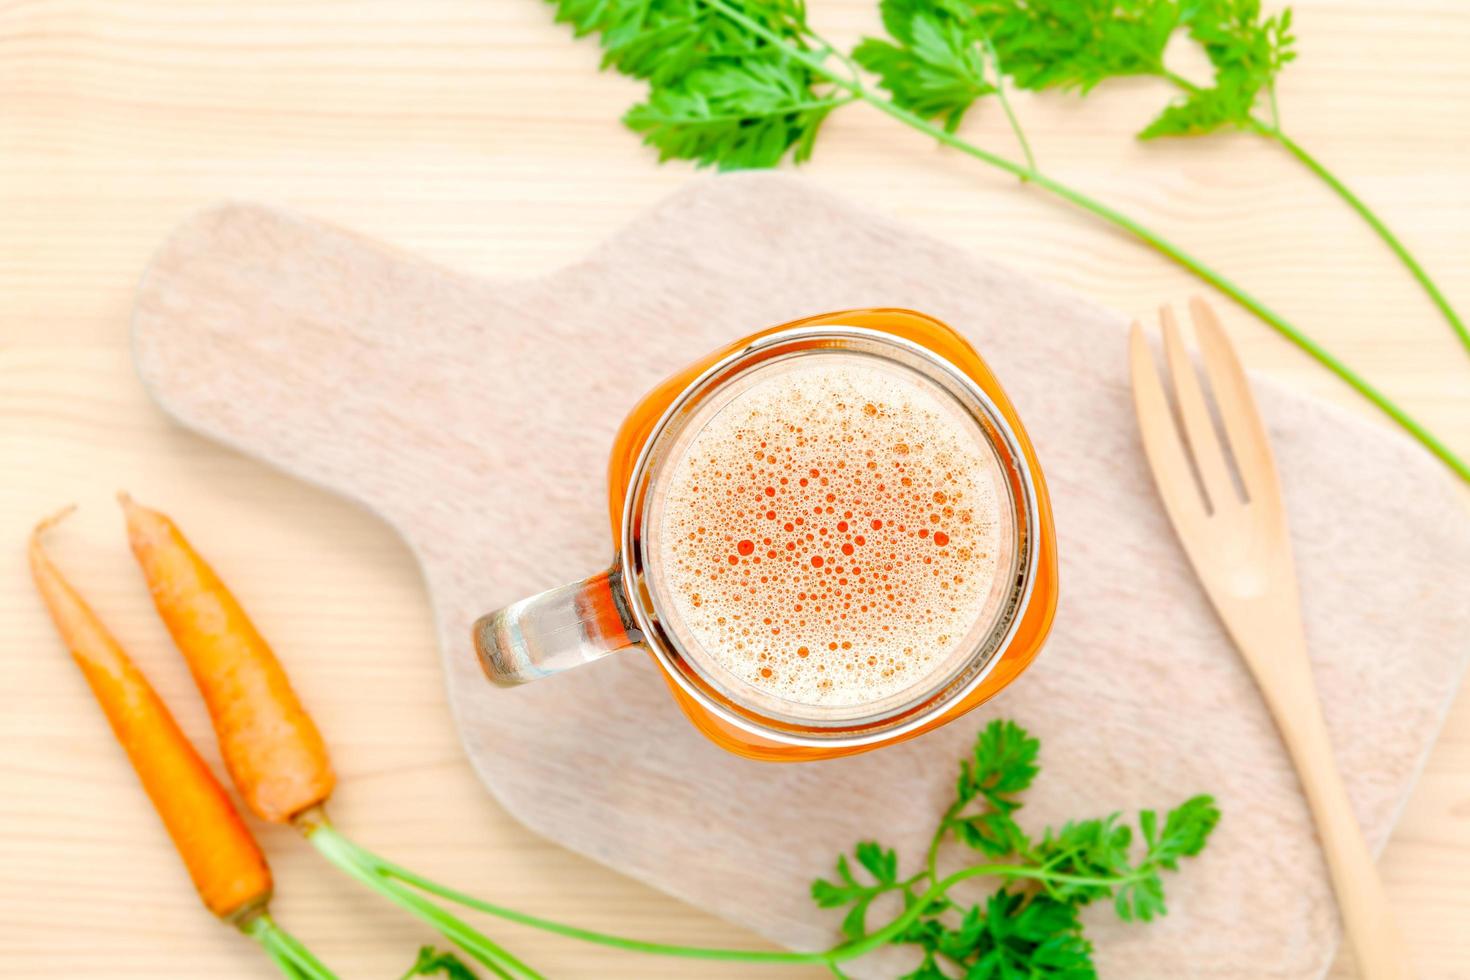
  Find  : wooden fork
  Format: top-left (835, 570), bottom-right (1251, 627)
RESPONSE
top-left (1129, 297), bottom-right (1412, 979)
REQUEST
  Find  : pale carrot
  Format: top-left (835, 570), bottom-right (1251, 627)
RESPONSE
top-left (28, 508), bottom-right (273, 922)
top-left (118, 493), bottom-right (334, 823)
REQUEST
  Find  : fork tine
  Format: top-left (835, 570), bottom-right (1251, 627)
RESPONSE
top-left (1129, 322), bottom-right (1207, 523)
top-left (1189, 297), bottom-right (1281, 503)
top-left (1161, 305), bottom-right (1240, 513)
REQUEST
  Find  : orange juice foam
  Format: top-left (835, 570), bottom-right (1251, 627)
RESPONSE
top-left (655, 354), bottom-right (1002, 709)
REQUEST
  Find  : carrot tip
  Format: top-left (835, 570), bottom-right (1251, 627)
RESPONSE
top-left (32, 504), bottom-right (79, 540)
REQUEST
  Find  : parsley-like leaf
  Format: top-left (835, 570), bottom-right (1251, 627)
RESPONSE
top-left (944, 891), bottom-right (1096, 979)
top-left (551, 0), bottom-right (844, 169)
top-left (961, 0), bottom-right (1296, 138)
top-left (400, 946), bottom-right (479, 980)
top-left (953, 809), bottom-right (1031, 858)
top-left (1144, 0), bottom-right (1295, 137)
top-left (624, 58), bottom-right (841, 168)
top-left (853, 0), bottom-right (994, 132)
top-left (958, 719), bottom-right (1041, 813)
top-left (1138, 79), bottom-right (1253, 138)
top-left (546, 0), bottom-right (810, 83)
top-left (971, 0), bottom-right (1180, 94)
top-left (1146, 794), bottom-right (1221, 869)
top-left (811, 840), bottom-right (903, 940)
top-left (856, 840), bottom-right (900, 883)
top-left (1115, 794), bottom-right (1221, 921)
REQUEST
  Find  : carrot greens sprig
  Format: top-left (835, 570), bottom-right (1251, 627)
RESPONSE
top-left (808, 721), bottom-right (1218, 976)
top-left (542, 0), bottom-right (1469, 483)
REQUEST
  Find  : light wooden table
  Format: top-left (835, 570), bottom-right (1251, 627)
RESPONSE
top-left (2, 1), bottom-right (1467, 977)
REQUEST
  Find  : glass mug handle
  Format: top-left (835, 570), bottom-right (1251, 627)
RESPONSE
top-left (472, 567), bottom-right (641, 686)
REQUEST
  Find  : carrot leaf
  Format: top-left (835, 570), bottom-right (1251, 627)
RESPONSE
top-left (401, 946), bottom-right (480, 979)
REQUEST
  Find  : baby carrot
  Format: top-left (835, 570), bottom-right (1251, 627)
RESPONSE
top-left (29, 508), bottom-right (273, 922)
top-left (118, 493), bottom-right (334, 823)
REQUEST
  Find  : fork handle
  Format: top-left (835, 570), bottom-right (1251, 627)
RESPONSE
top-left (1261, 658), bottom-right (1414, 979)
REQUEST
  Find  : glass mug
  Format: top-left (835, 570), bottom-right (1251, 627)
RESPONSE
top-left (474, 309), bottom-right (1057, 761)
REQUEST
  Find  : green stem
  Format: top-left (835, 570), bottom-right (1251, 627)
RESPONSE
top-left (1158, 63), bottom-right (1468, 360)
top-left (307, 824), bottom-right (541, 980)
top-left (243, 913), bottom-right (337, 980)
top-left (270, 924), bottom-right (337, 979)
top-left (926, 801), bottom-right (964, 884)
top-left (866, 99), bottom-right (1470, 481)
top-left (983, 36), bottom-right (1037, 175)
top-left (1251, 119), bottom-right (1470, 358)
top-left (1159, 67), bottom-right (1203, 94)
top-left (697, 0), bottom-right (1468, 483)
top-left (331, 822), bottom-right (1150, 968)
top-left (254, 934), bottom-right (309, 980)
top-left (837, 864), bottom-right (1157, 962)
top-left (326, 828), bottom-right (833, 965)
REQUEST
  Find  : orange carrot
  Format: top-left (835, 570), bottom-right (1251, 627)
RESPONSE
top-left (29, 508), bottom-right (273, 922)
top-left (118, 494), bottom-right (334, 823)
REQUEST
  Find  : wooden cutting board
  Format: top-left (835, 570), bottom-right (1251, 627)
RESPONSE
top-left (131, 174), bottom-right (1470, 978)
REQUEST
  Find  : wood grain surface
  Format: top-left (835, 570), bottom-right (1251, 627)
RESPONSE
top-left (2, 1), bottom-right (1467, 978)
